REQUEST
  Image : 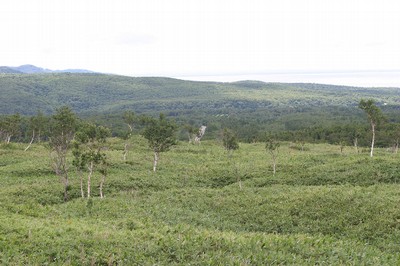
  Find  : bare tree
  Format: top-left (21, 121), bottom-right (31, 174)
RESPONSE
top-left (194, 126), bottom-right (207, 144)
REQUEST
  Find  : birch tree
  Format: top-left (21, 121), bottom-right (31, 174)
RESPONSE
top-left (359, 99), bottom-right (384, 157)
top-left (392, 124), bottom-right (400, 154)
top-left (49, 106), bottom-right (77, 202)
top-left (141, 113), bottom-right (177, 172)
top-left (351, 128), bottom-right (362, 154)
top-left (265, 138), bottom-right (280, 175)
top-left (183, 124), bottom-right (197, 143)
top-left (25, 110), bottom-right (48, 151)
top-left (73, 123), bottom-right (110, 198)
top-left (222, 128), bottom-right (239, 157)
top-left (0, 113), bottom-right (21, 144)
top-left (122, 111), bottom-right (136, 161)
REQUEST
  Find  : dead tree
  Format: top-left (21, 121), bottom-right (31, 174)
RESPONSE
top-left (194, 126), bottom-right (207, 144)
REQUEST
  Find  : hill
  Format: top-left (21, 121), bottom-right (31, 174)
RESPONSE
top-left (1, 73), bottom-right (399, 115)
top-left (0, 64), bottom-right (96, 74)
top-left (0, 66), bottom-right (23, 74)
top-left (1, 72), bottom-right (400, 138)
top-left (11, 64), bottom-right (53, 74)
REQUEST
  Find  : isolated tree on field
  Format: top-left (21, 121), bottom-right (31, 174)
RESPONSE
top-left (222, 128), bottom-right (239, 157)
top-left (141, 113), bottom-right (177, 172)
top-left (194, 125), bottom-right (207, 144)
top-left (122, 111), bottom-right (136, 161)
top-left (0, 113), bottom-right (21, 144)
top-left (265, 138), bottom-right (280, 175)
top-left (73, 123), bottom-right (110, 198)
top-left (25, 110), bottom-right (48, 151)
top-left (49, 106), bottom-right (77, 202)
top-left (359, 99), bottom-right (384, 157)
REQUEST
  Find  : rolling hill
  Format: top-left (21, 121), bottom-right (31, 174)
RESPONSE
top-left (1, 73), bottom-right (399, 114)
top-left (0, 66), bottom-right (23, 74)
top-left (1, 72), bottom-right (400, 137)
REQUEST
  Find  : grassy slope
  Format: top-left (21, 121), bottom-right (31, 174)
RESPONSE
top-left (1, 138), bottom-right (400, 264)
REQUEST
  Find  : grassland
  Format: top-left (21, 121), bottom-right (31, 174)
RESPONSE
top-left (1, 136), bottom-right (400, 264)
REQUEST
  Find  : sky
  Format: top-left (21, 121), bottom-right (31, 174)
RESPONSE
top-left (2, 0), bottom-right (400, 86)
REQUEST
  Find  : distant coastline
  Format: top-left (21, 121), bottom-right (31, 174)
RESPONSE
top-left (176, 71), bottom-right (400, 88)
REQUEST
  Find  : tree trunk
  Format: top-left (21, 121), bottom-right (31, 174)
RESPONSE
top-left (37, 130), bottom-right (41, 143)
top-left (24, 130), bottom-right (35, 151)
top-left (272, 157), bottom-right (276, 175)
top-left (354, 137), bottom-right (358, 153)
top-left (63, 172), bottom-right (69, 202)
top-left (87, 161), bottom-right (94, 198)
top-left (79, 169), bottom-right (85, 198)
top-left (6, 134), bottom-right (12, 144)
top-left (127, 124), bottom-right (133, 132)
top-left (100, 174), bottom-right (105, 199)
top-left (370, 123), bottom-right (375, 157)
top-left (153, 151), bottom-right (159, 172)
top-left (123, 143), bottom-right (128, 161)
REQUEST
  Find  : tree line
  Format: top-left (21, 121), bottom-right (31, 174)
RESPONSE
top-left (0, 99), bottom-right (397, 201)
top-left (1, 99), bottom-right (399, 154)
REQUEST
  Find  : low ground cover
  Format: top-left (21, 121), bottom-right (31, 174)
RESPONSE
top-left (1, 138), bottom-right (399, 264)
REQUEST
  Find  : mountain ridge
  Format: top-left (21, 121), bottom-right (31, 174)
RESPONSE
top-left (0, 64), bottom-right (97, 74)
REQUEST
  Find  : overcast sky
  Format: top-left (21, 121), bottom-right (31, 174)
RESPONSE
top-left (2, 0), bottom-right (400, 84)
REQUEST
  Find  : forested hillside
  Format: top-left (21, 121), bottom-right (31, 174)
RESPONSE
top-left (1, 73), bottom-right (400, 141)
top-left (1, 73), bottom-right (399, 115)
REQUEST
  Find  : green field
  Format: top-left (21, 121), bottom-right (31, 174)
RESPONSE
top-left (1, 137), bottom-right (400, 264)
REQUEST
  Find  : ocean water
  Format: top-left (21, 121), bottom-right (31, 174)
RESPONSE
top-left (176, 71), bottom-right (400, 88)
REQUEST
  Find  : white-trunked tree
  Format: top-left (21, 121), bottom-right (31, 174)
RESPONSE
top-left (49, 106), bottom-right (77, 202)
top-left (73, 123), bottom-right (111, 198)
top-left (358, 99), bottom-right (384, 158)
top-left (141, 113), bottom-right (177, 172)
